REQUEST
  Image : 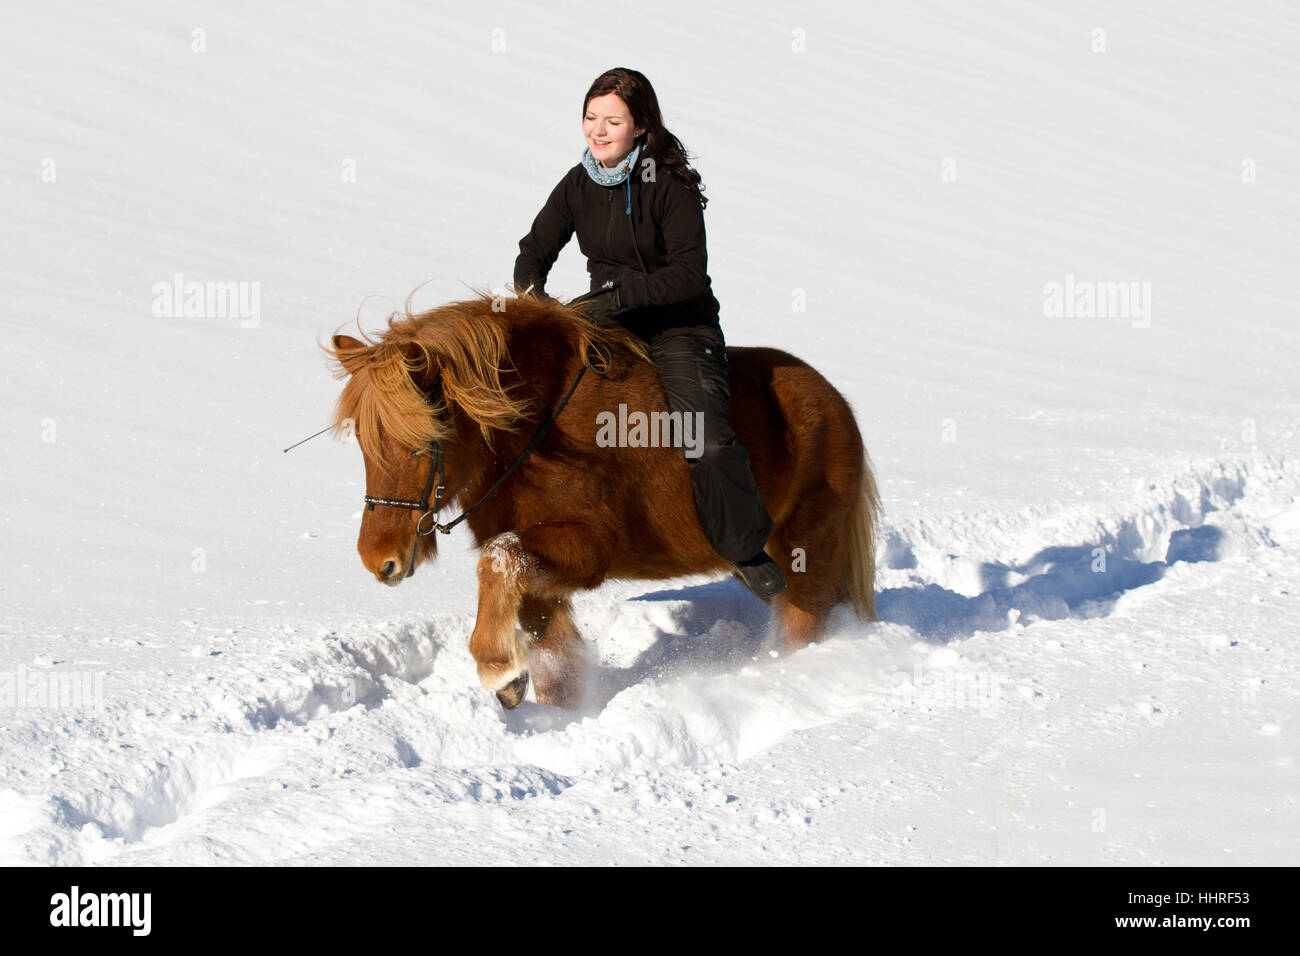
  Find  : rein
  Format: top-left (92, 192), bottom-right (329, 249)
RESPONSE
top-left (363, 341), bottom-right (611, 538)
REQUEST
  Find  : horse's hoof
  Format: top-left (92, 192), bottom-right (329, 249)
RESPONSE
top-left (496, 672), bottom-right (529, 709)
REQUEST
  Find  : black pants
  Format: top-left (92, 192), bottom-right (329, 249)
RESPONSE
top-left (647, 323), bottom-right (775, 563)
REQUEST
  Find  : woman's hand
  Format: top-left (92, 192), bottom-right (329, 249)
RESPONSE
top-left (567, 285), bottom-right (624, 325)
top-left (517, 279), bottom-right (556, 304)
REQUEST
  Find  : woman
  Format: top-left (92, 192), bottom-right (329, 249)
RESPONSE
top-left (513, 67), bottom-right (785, 599)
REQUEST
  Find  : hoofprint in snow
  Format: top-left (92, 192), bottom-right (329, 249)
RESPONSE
top-left (2, 1), bottom-right (1298, 865)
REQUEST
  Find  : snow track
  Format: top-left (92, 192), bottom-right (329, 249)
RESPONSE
top-left (3, 454), bottom-right (1294, 865)
top-left (878, 455), bottom-right (1298, 640)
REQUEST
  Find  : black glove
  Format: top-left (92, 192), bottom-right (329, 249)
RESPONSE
top-left (567, 285), bottom-right (624, 325)
top-left (517, 278), bottom-right (555, 303)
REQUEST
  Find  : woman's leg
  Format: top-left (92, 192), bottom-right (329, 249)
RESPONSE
top-left (648, 323), bottom-right (777, 566)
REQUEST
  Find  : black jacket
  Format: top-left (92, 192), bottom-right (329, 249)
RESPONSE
top-left (514, 151), bottom-right (721, 339)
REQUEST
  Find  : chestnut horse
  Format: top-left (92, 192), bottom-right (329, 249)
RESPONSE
top-left (325, 292), bottom-right (880, 708)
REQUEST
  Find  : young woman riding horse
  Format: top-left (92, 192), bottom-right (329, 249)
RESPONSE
top-left (326, 69), bottom-right (880, 710)
top-left (514, 67), bottom-right (786, 600)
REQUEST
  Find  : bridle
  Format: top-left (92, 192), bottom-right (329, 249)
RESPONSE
top-left (362, 342), bottom-right (611, 570)
top-left (363, 423), bottom-right (450, 535)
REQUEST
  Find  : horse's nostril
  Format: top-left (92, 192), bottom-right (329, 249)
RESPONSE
top-left (381, 560), bottom-right (396, 579)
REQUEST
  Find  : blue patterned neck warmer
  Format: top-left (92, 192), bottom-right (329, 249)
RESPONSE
top-left (581, 140), bottom-right (643, 214)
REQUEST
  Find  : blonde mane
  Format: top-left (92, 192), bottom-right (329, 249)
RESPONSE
top-left (323, 290), bottom-right (649, 467)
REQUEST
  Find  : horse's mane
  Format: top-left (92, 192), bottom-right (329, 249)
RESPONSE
top-left (323, 289), bottom-right (650, 467)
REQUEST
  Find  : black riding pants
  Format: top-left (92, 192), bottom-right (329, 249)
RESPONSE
top-left (647, 323), bottom-right (775, 563)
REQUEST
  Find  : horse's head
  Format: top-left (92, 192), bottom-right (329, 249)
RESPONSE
top-left (325, 299), bottom-right (539, 586)
top-left (326, 332), bottom-right (450, 586)
top-left (325, 293), bottom-right (645, 590)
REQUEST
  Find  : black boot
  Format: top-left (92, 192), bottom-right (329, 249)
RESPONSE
top-left (731, 551), bottom-right (787, 599)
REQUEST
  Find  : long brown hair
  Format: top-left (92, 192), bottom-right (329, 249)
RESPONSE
top-left (583, 68), bottom-right (708, 209)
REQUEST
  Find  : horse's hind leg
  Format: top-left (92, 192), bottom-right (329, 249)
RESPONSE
top-left (768, 494), bottom-right (850, 651)
top-left (468, 525), bottom-right (611, 708)
top-left (518, 594), bottom-right (588, 708)
top-left (770, 574), bottom-right (837, 651)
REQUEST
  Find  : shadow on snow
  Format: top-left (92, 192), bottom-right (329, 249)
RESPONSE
top-left (501, 524), bottom-right (1225, 725)
top-left (877, 525), bottom-right (1224, 642)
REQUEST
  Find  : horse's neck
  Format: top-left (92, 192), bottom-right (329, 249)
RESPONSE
top-left (445, 333), bottom-right (566, 481)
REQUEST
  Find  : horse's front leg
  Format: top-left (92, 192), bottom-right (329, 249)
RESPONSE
top-left (468, 523), bottom-right (612, 708)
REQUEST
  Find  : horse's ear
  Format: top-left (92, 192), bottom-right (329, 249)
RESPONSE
top-left (327, 334), bottom-right (371, 377)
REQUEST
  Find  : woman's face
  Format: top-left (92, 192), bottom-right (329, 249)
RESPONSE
top-left (583, 93), bottom-right (646, 168)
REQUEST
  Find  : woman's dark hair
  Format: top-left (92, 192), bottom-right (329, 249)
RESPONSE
top-left (583, 67), bottom-right (707, 209)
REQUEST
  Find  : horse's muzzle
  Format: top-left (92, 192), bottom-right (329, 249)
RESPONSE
top-left (374, 557), bottom-right (410, 586)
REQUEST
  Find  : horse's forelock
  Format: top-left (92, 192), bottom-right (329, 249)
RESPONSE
top-left (328, 339), bottom-right (440, 468)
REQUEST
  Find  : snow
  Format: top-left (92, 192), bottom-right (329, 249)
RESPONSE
top-left (1, 0), bottom-right (1297, 865)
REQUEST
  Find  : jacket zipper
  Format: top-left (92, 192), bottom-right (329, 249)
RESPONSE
top-left (604, 189), bottom-right (614, 260)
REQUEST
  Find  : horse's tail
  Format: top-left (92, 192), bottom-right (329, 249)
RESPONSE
top-left (839, 452), bottom-right (882, 621)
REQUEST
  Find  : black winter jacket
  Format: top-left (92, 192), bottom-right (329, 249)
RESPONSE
top-left (514, 152), bottom-right (721, 340)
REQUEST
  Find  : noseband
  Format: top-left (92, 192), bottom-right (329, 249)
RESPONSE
top-left (362, 341), bottom-right (611, 542)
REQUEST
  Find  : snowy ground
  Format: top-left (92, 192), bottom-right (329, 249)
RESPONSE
top-left (1, 1), bottom-right (1297, 865)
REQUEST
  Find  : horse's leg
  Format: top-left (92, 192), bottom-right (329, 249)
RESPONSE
top-left (770, 578), bottom-right (837, 651)
top-left (517, 594), bottom-right (588, 708)
top-left (467, 533), bottom-right (534, 706)
top-left (768, 491), bottom-right (849, 651)
top-left (468, 524), bottom-right (611, 708)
